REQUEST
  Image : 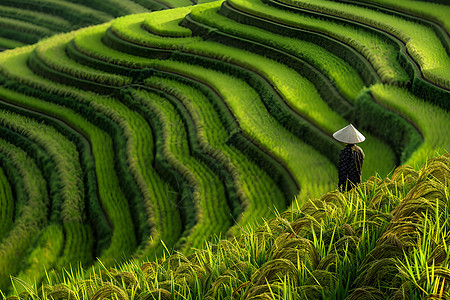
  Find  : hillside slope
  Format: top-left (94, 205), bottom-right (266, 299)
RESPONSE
top-left (5, 152), bottom-right (450, 299)
top-left (0, 0), bottom-right (218, 50)
top-left (0, 0), bottom-right (448, 294)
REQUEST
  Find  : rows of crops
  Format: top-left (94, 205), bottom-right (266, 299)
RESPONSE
top-left (7, 153), bottom-right (449, 299)
top-left (0, 0), bottom-right (448, 295)
top-left (0, 0), bottom-right (218, 50)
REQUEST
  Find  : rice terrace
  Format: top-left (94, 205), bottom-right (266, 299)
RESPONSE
top-left (0, 0), bottom-right (449, 298)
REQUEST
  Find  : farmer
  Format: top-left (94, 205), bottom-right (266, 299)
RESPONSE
top-left (333, 124), bottom-right (365, 192)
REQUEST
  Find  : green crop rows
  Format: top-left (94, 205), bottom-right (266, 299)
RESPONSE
top-left (0, 0), bottom-right (448, 297)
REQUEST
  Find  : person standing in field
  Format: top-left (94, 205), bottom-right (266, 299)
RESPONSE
top-left (333, 124), bottom-right (365, 192)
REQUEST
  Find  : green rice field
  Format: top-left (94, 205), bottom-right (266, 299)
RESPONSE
top-left (0, 0), bottom-right (448, 298)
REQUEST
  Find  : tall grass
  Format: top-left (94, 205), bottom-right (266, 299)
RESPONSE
top-left (5, 153), bottom-right (449, 299)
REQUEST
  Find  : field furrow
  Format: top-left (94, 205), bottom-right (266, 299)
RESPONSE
top-left (0, 158), bottom-right (14, 242)
top-left (275, 0), bottom-right (450, 90)
top-left (0, 50), bottom-right (138, 266)
top-left (132, 88), bottom-right (232, 251)
top-left (0, 138), bottom-right (49, 290)
top-left (369, 84), bottom-right (450, 167)
top-left (108, 7), bottom-right (396, 179)
top-left (0, 0), bottom-right (447, 294)
top-left (0, 109), bottom-right (96, 282)
top-left (143, 74), bottom-right (291, 233)
top-left (354, 0), bottom-right (450, 34)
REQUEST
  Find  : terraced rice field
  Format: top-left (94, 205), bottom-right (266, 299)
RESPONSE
top-left (0, 0), bottom-right (448, 295)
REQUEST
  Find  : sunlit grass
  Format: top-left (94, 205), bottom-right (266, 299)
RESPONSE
top-left (5, 153), bottom-right (449, 299)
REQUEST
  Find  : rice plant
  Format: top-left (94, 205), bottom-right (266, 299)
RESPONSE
top-left (0, 0), bottom-right (448, 295)
top-left (278, 0), bottom-right (450, 89)
top-left (227, 0), bottom-right (410, 85)
top-left (0, 85), bottom-right (137, 268)
top-left (0, 139), bottom-right (49, 291)
top-left (33, 32), bottom-right (132, 87)
top-left (143, 74), bottom-right (288, 232)
top-left (5, 153), bottom-right (449, 299)
top-left (359, 0), bottom-right (450, 33)
top-left (0, 164), bottom-right (13, 240)
top-left (132, 88), bottom-right (233, 252)
top-left (369, 84), bottom-right (450, 168)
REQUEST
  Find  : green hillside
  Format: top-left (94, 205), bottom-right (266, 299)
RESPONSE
top-left (0, 0), bottom-right (218, 50)
top-left (5, 153), bottom-right (450, 299)
top-left (0, 0), bottom-right (448, 295)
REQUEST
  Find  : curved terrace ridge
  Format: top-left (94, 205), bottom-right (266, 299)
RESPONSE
top-left (0, 0), bottom-right (448, 295)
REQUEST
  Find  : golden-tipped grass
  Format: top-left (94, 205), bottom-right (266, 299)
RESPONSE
top-left (9, 153), bottom-right (448, 299)
top-left (227, 0), bottom-right (409, 85)
top-left (279, 0), bottom-right (450, 89)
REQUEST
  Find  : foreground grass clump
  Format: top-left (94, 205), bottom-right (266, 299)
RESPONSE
top-left (4, 153), bottom-right (450, 299)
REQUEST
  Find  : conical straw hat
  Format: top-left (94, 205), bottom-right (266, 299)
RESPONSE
top-left (333, 124), bottom-right (365, 144)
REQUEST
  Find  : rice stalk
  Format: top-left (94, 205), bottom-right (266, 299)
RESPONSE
top-left (90, 282), bottom-right (129, 300)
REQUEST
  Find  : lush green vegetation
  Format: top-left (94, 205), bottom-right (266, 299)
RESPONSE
top-left (0, 0), bottom-right (217, 49)
top-left (4, 153), bottom-right (450, 299)
top-left (357, 0), bottom-right (450, 32)
top-left (226, 0), bottom-right (409, 85)
top-left (0, 0), bottom-right (448, 297)
top-left (278, 0), bottom-right (450, 90)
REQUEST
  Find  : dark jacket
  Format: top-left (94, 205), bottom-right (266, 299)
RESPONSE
top-left (338, 144), bottom-right (365, 191)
